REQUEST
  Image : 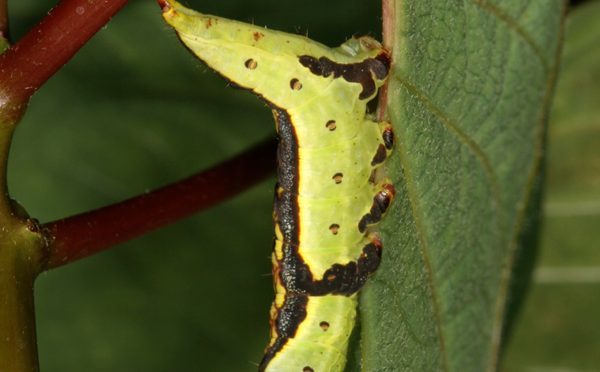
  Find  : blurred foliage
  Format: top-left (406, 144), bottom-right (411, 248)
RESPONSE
top-left (503, 1), bottom-right (600, 370)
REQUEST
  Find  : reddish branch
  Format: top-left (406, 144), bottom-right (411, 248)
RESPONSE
top-left (0, 0), bottom-right (276, 270)
top-left (0, 0), bottom-right (128, 121)
top-left (377, 0), bottom-right (394, 121)
top-left (43, 138), bottom-right (276, 270)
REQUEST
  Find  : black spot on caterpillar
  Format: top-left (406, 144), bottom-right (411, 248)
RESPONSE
top-left (298, 54), bottom-right (391, 99)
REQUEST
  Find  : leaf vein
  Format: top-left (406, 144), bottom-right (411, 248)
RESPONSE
top-left (394, 74), bottom-right (505, 235)
top-left (471, 0), bottom-right (549, 72)
top-left (394, 137), bottom-right (451, 372)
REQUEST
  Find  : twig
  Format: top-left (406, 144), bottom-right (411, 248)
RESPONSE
top-left (0, 0), bottom-right (128, 122)
top-left (378, 0), bottom-right (395, 121)
top-left (43, 137), bottom-right (277, 270)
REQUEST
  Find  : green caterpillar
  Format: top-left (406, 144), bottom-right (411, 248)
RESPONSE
top-left (160, 2), bottom-right (394, 371)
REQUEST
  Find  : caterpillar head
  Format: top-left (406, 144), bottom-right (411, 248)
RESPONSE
top-left (160, 1), bottom-right (390, 104)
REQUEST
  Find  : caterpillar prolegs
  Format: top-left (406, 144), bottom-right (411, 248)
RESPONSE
top-left (160, 2), bottom-right (395, 371)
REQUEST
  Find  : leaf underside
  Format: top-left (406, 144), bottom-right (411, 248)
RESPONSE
top-left (357, 1), bottom-right (565, 371)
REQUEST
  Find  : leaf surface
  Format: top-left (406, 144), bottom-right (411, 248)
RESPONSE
top-left (359, 1), bottom-right (565, 371)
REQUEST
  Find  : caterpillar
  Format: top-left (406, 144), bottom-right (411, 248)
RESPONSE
top-left (160, 2), bottom-right (394, 371)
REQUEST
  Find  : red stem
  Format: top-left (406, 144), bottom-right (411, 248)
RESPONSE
top-left (0, 0), bottom-right (128, 121)
top-left (377, 0), bottom-right (395, 121)
top-left (43, 138), bottom-right (277, 270)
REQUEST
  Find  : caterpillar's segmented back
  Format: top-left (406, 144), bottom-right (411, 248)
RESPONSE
top-left (161, 2), bottom-right (395, 371)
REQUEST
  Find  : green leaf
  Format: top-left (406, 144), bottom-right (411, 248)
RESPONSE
top-left (503, 1), bottom-right (600, 370)
top-left (359, 1), bottom-right (565, 371)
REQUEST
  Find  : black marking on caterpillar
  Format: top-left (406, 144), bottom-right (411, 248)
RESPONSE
top-left (371, 143), bottom-right (388, 166)
top-left (276, 239), bottom-right (383, 296)
top-left (273, 108), bottom-right (299, 243)
top-left (358, 184), bottom-right (395, 233)
top-left (298, 54), bottom-right (391, 99)
top-left (259, 293), bottom-right (309, 370)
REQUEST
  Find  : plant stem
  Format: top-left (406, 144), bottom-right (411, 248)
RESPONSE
top-left (0, 122), bottom-right (45, 372)
top-left (0, 228), bottom-right (43, 372)
top-left (43, 138), bottom-right (276, 270)
top-left (377, 0), bottom-right (395, 122)
top-left (0, 123), bottom-right (13, 215)
top-left (0, 1), bottom-right (130, 369)
top-left (0, 0), bottom-right (128, 117)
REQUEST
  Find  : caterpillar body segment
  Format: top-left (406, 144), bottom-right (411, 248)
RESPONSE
top-left (161, 2), bottom-right (394, 371)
